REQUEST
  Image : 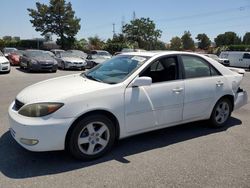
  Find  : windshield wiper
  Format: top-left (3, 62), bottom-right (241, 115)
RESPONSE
top-left (83, 73), bottom-right (103, 83)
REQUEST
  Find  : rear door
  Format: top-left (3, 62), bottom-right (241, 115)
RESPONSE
top-left (180, 55), bottom-right (225, 121)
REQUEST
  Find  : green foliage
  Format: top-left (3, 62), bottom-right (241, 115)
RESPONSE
top-left (170, 36), bottom-right (182, 50)
top-left (122, 17), bottom-right (162, 50)
top-left (214, 32), bottom-right (241, 47)
top-left (181, 31), bottom-right (195, 50)
top-left (227, 45), bottom-right (250, 51)
top-left (104, 34), bottom-right (131, 54)
top-left (88, 36), bottom-right (105, 50)
top-left (243, 32), bottom-right (250, 45)
top-left (196, 33), bottom-right (211, 50)
top-left (28, 0), bottom-right (81, 49)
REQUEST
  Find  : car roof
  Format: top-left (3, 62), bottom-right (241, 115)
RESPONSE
top-left (119, 51), bottom-right (200, 57)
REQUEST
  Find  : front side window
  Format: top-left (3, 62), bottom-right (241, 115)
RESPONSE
top-left (140, 56), bottom-right (179, 83)
top-left (181, 55), bottom-right (220, 79)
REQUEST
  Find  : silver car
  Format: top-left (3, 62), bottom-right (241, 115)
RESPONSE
top-left (55, 52), bottom-right (87, 70)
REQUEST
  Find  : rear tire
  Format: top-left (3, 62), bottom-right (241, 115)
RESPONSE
top-left (67, 114), bottom-right (116, 160)
top-left (209, 98), bottom-right (232, 128)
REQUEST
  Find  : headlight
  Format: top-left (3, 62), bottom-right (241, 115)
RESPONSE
top-left (65, 61), bottom-right (72, 65)
top-left (31, 59), bottom-right (38, 64)
top-left (18, 103), bottom-right (64, 117)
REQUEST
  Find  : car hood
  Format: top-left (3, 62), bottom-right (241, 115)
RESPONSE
top-left (61, 57), bottom-right (84, 62)
top-left (32, 56), bottom-right (55, 62)
top-left (16, 74), bottom-right (110, 104)
top-left (0, 56), bottom-right (9, 63)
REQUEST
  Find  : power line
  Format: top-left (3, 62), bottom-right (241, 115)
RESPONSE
top-left (166, 15), bottom-right (250, 30)
top-left (155, 5), bottom-right (250, 23)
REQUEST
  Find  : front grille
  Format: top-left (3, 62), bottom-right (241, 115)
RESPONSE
top-left (2, 62), bottom-right (9, 65)
top-left (14, 99), bottom-right (24, 111)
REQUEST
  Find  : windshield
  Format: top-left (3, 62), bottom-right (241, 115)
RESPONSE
top-left (69, 50), bottom-right (87, 57)
top-left (97, 51), bottom-right (111, 56)
top-left (0, 51), bottom-right (3, 56)
top-left (4, 48), bottom-right (17, 53)
top-left (25, 50), bottom-right (52, 58)
top-left (82, 55), bottom-right (149, 84)
top-left (60, 52), bottom-right (77, 58)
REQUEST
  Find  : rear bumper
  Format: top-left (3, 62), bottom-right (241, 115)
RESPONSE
top-left (234, 91), bottom-right (248, 110)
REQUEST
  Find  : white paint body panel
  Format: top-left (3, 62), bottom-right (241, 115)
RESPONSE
top-left (8, 51), bottom-right (248, 152)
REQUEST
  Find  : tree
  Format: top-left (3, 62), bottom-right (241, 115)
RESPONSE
top-left (214, 32), bottom-right (241, 47)
top-left (28, 0), bottom-right (81, 49)
top-left (243, 32), bottom-right (250, 45)
top-left (104, 34), bottom-right (132, 54)
top-left (122, 17), bottom-right (162, 50)
top-left (170, 36), bottom-right (182, 50)
top-left (88, 36), bottom-right (105, 50)
top-left (181, 31), bottom-right (195, 50)
top-left (196, 33), bottom-right (211, 50)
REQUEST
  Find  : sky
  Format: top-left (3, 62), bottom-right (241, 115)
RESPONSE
top-left (0, 0), bottom-right (250, 43)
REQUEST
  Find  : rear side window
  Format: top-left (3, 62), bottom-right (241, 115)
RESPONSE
top-left (243, 53), bottom-right (250, 59)
top-left (181, 55), bottom-right (220, 79)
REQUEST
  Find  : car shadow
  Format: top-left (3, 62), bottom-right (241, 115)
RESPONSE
top-left (15, 67), bottom-right (57, 74)
top-left (0, 117), bottom-right (241, 179)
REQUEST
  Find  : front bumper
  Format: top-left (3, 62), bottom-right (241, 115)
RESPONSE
top-left (31, 63), bottom-right (58, 72)
top-left (65, 63), bottom-right (86, 69)
top-left (234, 91), bottom-right (248, 110)
top-left (8, 102), bottom-right (74, 152)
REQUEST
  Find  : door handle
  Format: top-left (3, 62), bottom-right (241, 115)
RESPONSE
top-left (172, 87), bottom-right (183, 93)
top-left (216, 81), bottom-right (224, 87)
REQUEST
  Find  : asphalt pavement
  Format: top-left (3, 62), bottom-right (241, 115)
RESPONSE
top-left (0, 67), bottom-right (249, 188)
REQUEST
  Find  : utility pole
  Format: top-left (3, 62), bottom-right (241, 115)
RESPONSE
top-left (112, 23), bottom-right (116, 38)
top-left (133, 11), bottom-right (136, 21)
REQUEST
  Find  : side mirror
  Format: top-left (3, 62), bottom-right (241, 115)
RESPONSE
top-left (131, 76), bottom-right (152, 87)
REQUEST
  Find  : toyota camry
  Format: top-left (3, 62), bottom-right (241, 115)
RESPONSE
top-left (8, 51), bottom-right (248, 160)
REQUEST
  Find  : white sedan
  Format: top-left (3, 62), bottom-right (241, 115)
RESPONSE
top-left (8, 51), bottom-right (248, 160)
top-left (0, 51), bottom-right (10, 73)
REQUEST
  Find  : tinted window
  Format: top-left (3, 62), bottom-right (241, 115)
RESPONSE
top-left (243, 53), bottom-right (250, 59)
top-left (140, 56), bottom-right (179, 83)
top-left (182, 55), bottom-right (220, 79)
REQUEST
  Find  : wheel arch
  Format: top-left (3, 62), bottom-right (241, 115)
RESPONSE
top-left (211, 94), bottom-right (234, 117)
top-left (65, 109), bottom-right (120, 150)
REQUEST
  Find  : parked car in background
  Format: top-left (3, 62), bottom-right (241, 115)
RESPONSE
top-left (20, 50), bottom-right (58, 72)
top-left (8, 51), bottom-right (248, 160)
top-left (55, 51), bottom-right (87, 70)
top-left (220, 51), bottom-right (250, 70)
top-left (50, 49), bottom-right (65, 56)
top-left (86, 50), bottom-right (112, 68)
top-left (8, 50), bottom-right (24, 66)
top-left (204, 54), bottom-right (229, 66)
top-left (67, 50), bottom-right (87, 59)
top-left (3, 47), bottom-right (17, 58)
top-left (114, 48), bottom-right (146, 56)
top-left (0, 51), bottom-right (10, 73)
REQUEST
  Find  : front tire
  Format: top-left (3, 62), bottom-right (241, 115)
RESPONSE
top-left (209, 98), bottom-right (232, 128)
top-left (67, 115), bottom-right (116, 160)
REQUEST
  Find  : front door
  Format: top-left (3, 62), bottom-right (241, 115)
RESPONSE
top-left (125, 56), bottom-right (184, 133)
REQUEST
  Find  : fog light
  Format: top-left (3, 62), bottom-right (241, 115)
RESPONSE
top-left (20, 138), bottom-right (39, 146)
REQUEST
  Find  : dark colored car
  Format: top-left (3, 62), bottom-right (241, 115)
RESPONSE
top-left (8, 50), bottom-right (24, 66)
top-left (20, 50), bottom-right (58, 72)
